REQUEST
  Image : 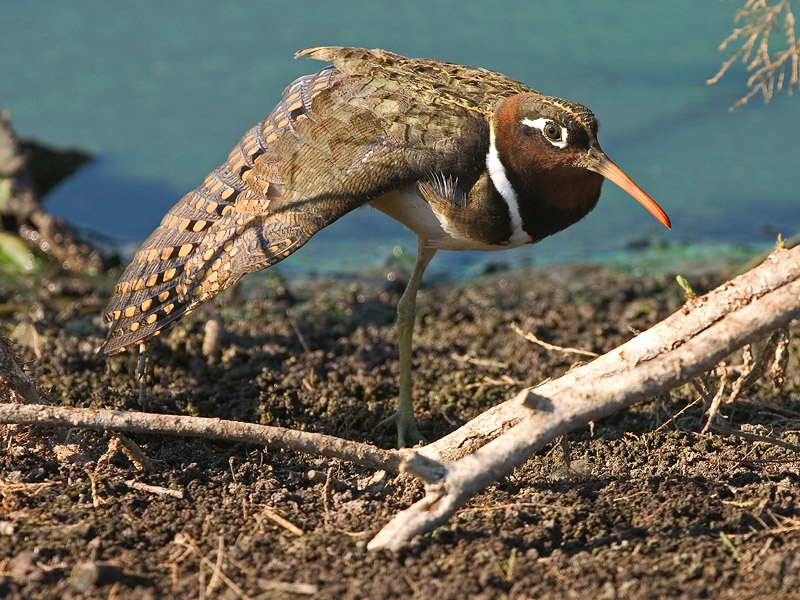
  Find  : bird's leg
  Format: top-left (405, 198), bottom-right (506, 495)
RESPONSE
top-left (389, 240), bottom-right (437, 447)
top-left (137, 342), bottom-right (150, 411)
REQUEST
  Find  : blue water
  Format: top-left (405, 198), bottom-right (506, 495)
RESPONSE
top-left (1, 1), bottom-right (798, 274)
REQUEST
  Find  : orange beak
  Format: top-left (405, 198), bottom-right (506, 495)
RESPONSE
top-left (586, 148), bottom-right (671, 229)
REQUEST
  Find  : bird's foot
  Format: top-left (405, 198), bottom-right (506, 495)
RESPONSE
top-left (378, 410), bottom-right (427, 448)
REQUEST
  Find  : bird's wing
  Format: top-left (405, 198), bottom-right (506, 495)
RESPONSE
top-left (101, 47), bottom-right (522, 355)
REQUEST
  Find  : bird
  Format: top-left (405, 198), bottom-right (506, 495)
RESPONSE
top-left (100, 47), bottom-right (670, 447)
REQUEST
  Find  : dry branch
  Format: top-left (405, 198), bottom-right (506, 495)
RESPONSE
top-left (418, 244), bottom-right (800, 464)
top-left (369, 245), bottom-right (800, 550)
top-left (0, 404), bottom-right (403, 473)
top-left (708, 0), bottom-right (800, 109)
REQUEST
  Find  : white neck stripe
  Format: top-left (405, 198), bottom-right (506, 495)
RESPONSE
top-left (487, 127), bottom-right (533, 246)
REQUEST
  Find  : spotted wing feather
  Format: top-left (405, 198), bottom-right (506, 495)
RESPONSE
top-left (101, 68), bottom-right (343, 354)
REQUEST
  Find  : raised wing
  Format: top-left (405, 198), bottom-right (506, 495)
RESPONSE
top-left (101, 47), bottom-right (526, 354)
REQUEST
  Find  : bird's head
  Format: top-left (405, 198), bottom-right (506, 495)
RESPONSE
top-left (491, 93), bottom-right (671, 230)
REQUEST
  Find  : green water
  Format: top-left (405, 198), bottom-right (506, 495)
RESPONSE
top-left (1, 1), bottom-right (798, 274)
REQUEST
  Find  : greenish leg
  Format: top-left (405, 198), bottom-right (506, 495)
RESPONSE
top-left (137, 342), bottom-right (150, 411)
top-left (392, 241), bottom-right (437, 447)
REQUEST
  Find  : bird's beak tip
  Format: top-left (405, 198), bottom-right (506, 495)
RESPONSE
top-left (588, 150), bottom-right (671, 230)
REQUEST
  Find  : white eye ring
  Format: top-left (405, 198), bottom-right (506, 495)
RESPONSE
top-left (522, 117), bottom-right (569, 148)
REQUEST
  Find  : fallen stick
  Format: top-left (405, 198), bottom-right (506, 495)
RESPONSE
top-left (0, 404), bottom-right (403, 473)
top-left (368, 245), bottom-right (800, 550)
top-left (420, 244), bottom-right (800, 463)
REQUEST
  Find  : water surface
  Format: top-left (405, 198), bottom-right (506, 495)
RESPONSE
top-left (1, 1), bottom-right (797, 275)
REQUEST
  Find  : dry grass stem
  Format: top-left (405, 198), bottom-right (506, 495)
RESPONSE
top-left (701, 362), bottom-right (729, 434)
top-left (173, 533), bottom-right (251, 600)
top-left (261, 506), bottom-right (304, 536)
top-left (652, 396), bottom-right (704, 434)
top-left (511, 323), bottom-right (599, 358)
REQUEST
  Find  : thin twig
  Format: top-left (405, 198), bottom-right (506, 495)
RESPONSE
top-left (126, 480), bottom-right (185, 499)
top-left (652, 396), bottom-right (704, 434)
top-left (85, 469), bottom-right (104, 508)
top-left (511, 323), bottom-right (598, 358)
top-left (712, 425), bottom-right (800, 454)
top-left (174, 534), bottom-right (250, 600)
top-left (205, 535), bottom-right (225, 597)
top-left (287, 313), bottom-right (311, 354)
top-left (113, 433), bottom-right (155, 472)
top-left (450, 352), bottom-right (509, 370)
top-left (255, 580), bottom-right (318, 596)
top-left (701, 363), bottom-right (729, 434)
top-left (261, 506), bottom-right (304, 536)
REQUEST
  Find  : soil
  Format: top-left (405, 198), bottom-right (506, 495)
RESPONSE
top-left (2, 260), bottom-right (800, 599)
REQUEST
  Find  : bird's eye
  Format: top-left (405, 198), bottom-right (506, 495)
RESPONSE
top-left (521, 117), bottom-right (569, 148)
top-left (543, 121), bottom-right (561, 141)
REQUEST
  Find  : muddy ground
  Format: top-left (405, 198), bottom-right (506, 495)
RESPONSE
top-left (1, 260), bottom-right (800, 599)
